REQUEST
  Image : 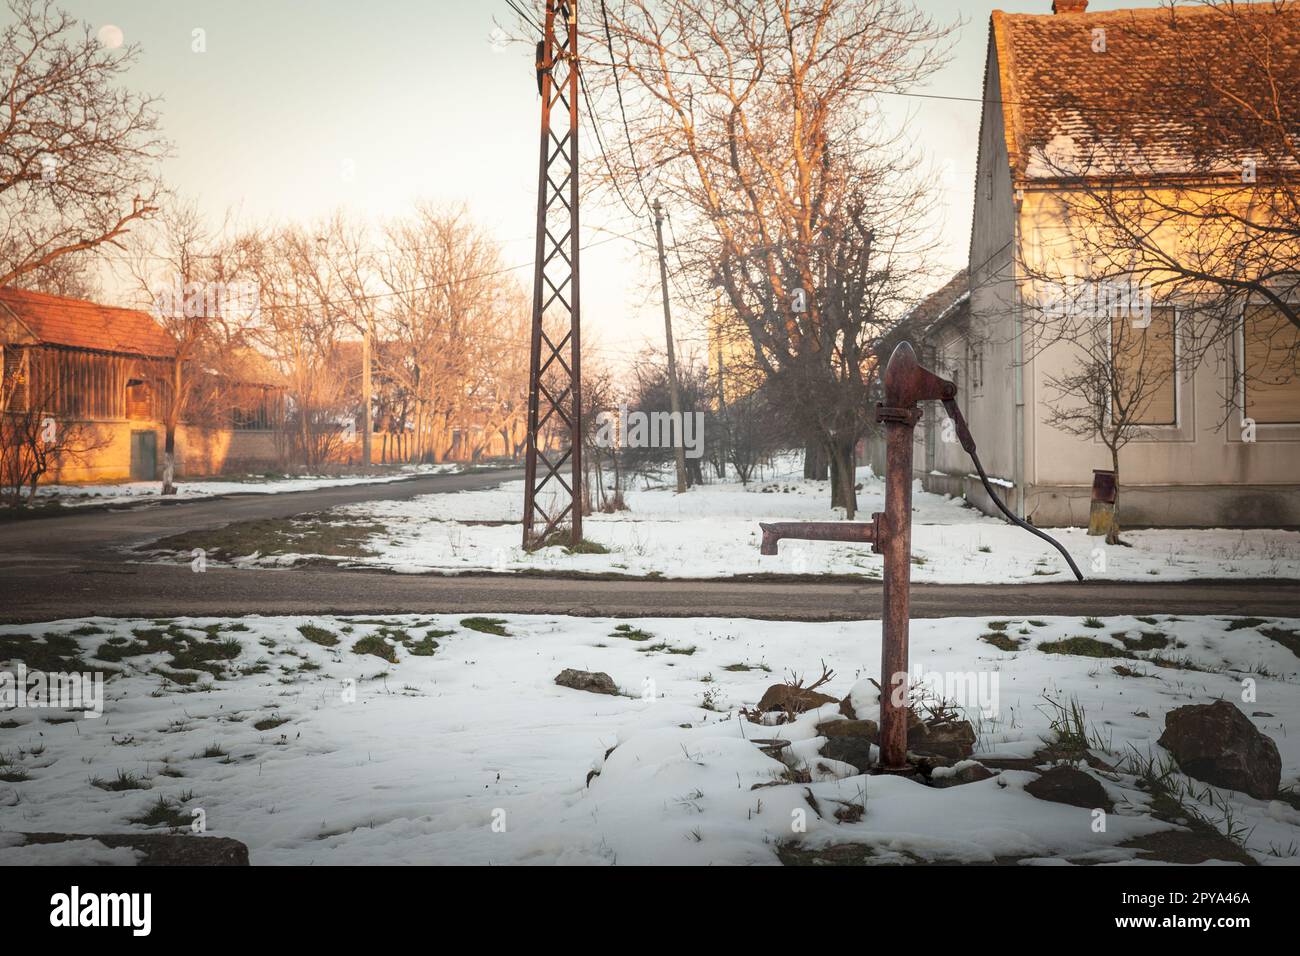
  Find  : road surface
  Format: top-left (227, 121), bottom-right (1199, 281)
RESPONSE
top-left (1, 468), bottom-right (1296, 623)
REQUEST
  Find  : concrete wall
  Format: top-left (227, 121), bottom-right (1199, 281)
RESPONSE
top-left (41, 419), bottom-right (285, 484)
top-left (962, 36), bottom-right (1023, 509)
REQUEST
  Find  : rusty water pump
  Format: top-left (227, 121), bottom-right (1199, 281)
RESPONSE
top-left (759, 341), bottom-right (1083, 773)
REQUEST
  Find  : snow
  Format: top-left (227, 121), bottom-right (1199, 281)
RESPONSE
top-left (0, 837), bottom-right (142, 866)
top-left (33, 464), bottom-right (464, 508)
top-left (1, 612), bottom-right (1297, 865)
top-left (185, 460), bottom-right (1300, 583)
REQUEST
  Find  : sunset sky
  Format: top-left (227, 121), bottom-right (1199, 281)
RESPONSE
top-left (44, 0), bottom-right (1170, 369)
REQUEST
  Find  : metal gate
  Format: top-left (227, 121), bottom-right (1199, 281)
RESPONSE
top-left (130, 430), bottom-right (157, 481)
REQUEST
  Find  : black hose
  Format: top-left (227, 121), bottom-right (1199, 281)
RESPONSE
top-left (942, 399), bottom-right (1085, 582)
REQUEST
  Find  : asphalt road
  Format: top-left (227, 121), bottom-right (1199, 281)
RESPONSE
top-left (1, 468), bottom-right (1296, 623)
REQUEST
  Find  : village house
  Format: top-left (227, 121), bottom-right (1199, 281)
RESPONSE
top-left (0, 287), bottom-right (283, 483)
top-left (885, 0), bottom-right (1300, 529)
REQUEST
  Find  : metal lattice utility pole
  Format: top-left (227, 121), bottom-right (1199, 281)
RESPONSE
top-left (523, 0), bottom-right (583, 549)
top-left (653, 199), bottom-right (688, 494)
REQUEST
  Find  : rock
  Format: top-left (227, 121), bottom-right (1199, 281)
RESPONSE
top-left (1024, 766), bottom-right (1112, 810)
top-left (815, 718), bottom-right (879, 741)
top-left (819, 735), bottom-right (874, 773)
top-left (1157, 700), bottom-right (1281, 800)
top-left (930, 760), bottom-right (994, 788)
top-left (758, 683), bottom-right (837, 715)
top-left (839, 678), bottom-right (879, 719)
top-left (908, 720), bottom-right (976, 761)
top-left (554, 669), bottom-right (618, 696)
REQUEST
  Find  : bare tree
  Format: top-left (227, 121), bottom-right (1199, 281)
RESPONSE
top-left (1040, 299), bottom-right (1180, 544)
top-left (243, 224), bottom-right (356, 470)
top-left (576, 0), bottom-right (953, 517)
top-left (0, 373), bottom-right (107, 507)
top-left (0, 0), bottom-right (166, 288)
top-left (126, 200), bottom-right (258, 492)
top-left (378, 203), bottom-right (508, 464)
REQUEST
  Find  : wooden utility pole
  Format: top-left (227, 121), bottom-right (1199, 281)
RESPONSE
top-left (361, 322), bottom-right (373, 467)
top-left (653, 199), bottom-right (688, 494)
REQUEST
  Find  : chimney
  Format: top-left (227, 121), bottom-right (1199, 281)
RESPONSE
top-left (1052, 0), bottom-right (1089, 11)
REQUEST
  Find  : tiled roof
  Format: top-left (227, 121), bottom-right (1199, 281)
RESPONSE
top-left (0, 286), bottom-right (177, 358)
top-left (881, 270), bottom-right (969, 354)
top-left (992, 2), bottom-right (1300, 181)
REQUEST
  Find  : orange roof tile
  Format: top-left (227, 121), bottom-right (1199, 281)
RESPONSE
top-left (0, 286), bottom-right (177, 358)
top-left (991, 2), bottom-right (1300, 181)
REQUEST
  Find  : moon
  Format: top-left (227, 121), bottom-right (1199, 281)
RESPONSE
top-left (97, 24), bottom-right (124, 49)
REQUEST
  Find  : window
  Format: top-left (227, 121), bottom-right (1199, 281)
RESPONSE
top-left (1111, 306), bottom-right (1177, 426)
top-left (1242, 305), bottom-right (1300, 425)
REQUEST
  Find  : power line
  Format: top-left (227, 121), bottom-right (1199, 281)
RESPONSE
top-left (599, 0), bottom-right (656, 218)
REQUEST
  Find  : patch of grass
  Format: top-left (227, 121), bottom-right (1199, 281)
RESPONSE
top-left (92, 769), bottom-right (149, 792)
top-left (297, 624), bottom-right (339, 647)
top-left (1039, 636), bottom-right (1133, 659)
top-left (564, 538), bottom-right (610, 555)
top-left (977, 545), bottom-right (992, 553)
top-left (199, 744), bottom-right (227, 759)
top-left (460, 617), bottom-right (509, 636)
top-left (980, 632), bottom-right (1023, 652)
top-left (1135, 616), bottom-right (1159, 625)
top-left (128, 795), bottom-right (192, 829)
top-left (1147, 654), bottom-right (1216, 674)
top-left (985, 621), bottom-right (1010, 632)
top-left (253, 715), bottom-right (289, 732)
top-left (636, 642), bottom-right (696, 656)
top-left (143, 514), bottom-right (383, 563)
top-left (611, 625), bottom-right (654, 642)
top-left (1223, 617), bottom-right (1270, 632)
top-left (1121, 631), bottom-right (1171, 652)
top-left (1081, 616), bottom-right (1104, 629)
top-left (403, 631), bottom-right (448, 657)
top-left (1259, 627), bottom-right (1300, 658)
top-left (1112, 664), bottom-right (1151, 678)
top-left (68, 625), bottom-right (106, 637)
top-left (169, 637), bottom-right (241, 673)
top-left (724, 662), bottom-right (771, 673)
top-left (352, 635), bottom-right (398, 663)
top-left (0, 632), bottom-right (90, 671)
top-left (93, 624), bottom-right (239, 678)
top-left (1037, 692), bottom-right (1108, 761)
top-left (153, 668), bottom-right (202, 686)
top-left (1028, 620), bottom-right (1048, 627)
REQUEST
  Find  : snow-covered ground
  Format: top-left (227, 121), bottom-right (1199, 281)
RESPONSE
top-left (2, 613), bottom-right (1297, 865)
top-left (33, 463), bottom-right (465, 508)
top-left (191, 462), bottom-right (1300, 583)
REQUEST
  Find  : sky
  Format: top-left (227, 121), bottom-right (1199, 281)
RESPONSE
top-left (22, 0), bottom-right (1172, 370)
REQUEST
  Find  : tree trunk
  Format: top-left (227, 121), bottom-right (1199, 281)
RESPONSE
top-left (829, 439), bottom-right (857, 519)
top-left (804, 439), bottom-right (828, 480)
top-left (162, 425), bottom-right (177, 495)
top-left (1106, 448), bottom-right (1122, 546)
